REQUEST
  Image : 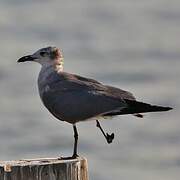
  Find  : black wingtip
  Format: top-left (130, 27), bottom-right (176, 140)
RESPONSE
top-left (164, 107), bottom-right (173, 111)
top-left (122, 100), bottom-right (173, 114)
top-left (156, 106), bottom-right (173, 112)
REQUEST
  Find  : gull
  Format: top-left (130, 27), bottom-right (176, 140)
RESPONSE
top-left (18, 46), bottom-right (172, 158)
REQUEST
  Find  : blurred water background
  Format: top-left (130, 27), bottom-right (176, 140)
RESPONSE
top-left (0, 0), bottom-right (179, 179)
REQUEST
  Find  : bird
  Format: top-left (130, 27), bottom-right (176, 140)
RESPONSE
top-left (17, 46), bottom-right (172, 158)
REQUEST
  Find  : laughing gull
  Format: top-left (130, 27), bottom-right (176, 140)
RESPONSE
top-left (18, 46), bottom-right (172, 158)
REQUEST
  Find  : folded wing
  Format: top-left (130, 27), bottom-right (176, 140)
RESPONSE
top-left (41, 72), bottom-right (129, 123)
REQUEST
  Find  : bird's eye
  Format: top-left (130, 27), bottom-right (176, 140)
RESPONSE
top-left (40, 51), bottom-right (47, 56)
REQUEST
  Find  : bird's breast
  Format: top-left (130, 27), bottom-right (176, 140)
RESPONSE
top-left (38, 66), bottom-right (55, 98)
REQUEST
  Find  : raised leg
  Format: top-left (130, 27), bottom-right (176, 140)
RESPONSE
top-left (96, 120), bottom-right (114, 144)
top-left (72, 124), bottom-right (79, 158)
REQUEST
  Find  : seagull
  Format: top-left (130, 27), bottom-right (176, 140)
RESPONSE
top-left (18, 46), bottom-right (172, 158)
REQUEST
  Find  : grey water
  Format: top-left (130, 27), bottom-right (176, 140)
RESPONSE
top-left (0, 0), bottom-right (179, 180)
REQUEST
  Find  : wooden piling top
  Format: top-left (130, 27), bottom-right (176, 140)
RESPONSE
top-left (0, 157), bottom-right (88, 180)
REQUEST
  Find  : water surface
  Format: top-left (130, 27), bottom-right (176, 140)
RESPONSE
top-left (0, 1), bottom-right (179, 180)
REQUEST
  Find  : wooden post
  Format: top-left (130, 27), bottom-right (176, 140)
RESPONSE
top-left (0, 157), bottom-right (88, 180)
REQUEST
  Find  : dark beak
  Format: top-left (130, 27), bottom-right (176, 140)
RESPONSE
top-left (17, 55), bottom-right (36, 63)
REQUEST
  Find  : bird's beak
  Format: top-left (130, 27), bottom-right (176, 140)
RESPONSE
top-left (17, 55), bottom-right (36, 63)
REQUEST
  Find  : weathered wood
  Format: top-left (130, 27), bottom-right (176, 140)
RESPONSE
top-left (0, 157), bottom-right (88, 180)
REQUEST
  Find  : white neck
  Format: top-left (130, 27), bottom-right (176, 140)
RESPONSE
top-left (40, 58), bottom-right (64, 73)
top-left (54, 57), bottom-right (64, 73)
top-left (54, 62), bottom-right (63, 73)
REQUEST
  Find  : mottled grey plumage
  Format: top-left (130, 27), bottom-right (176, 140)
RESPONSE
top-left (17, 46), bottom-right (172, 158)
top-left (38, 68), bottom-right (131, 124)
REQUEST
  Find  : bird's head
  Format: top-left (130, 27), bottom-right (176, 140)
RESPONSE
top-left (17, 46), bottom-right (64, 67)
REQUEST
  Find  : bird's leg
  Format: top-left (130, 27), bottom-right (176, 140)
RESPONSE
top-left (96, 120), bottom-right (114, 144)
top-left (72, 124), bottom-right (79, 158)
top-left (58, 124), bottom-right (79, 160)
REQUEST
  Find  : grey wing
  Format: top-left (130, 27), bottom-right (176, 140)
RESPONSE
top-left (72, 73), bottom-right (135, 100)
top-left (105, 85), bottom-right (136, 100)
top-left (103, 86), bottom-right (144, 118)
top-left (72, 74), bottom-right (102, 84)
top-left (41, 74), bottom-right (128, 123)
top-left (70, 75), bottom-right (141, 117)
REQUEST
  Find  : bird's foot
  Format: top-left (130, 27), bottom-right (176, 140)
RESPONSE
top-left (106, 133), bottom-right (115, 144)
top-left (72, 153), bottom-right (79, 159)
top-left (58, 154), bottom-right (79, 160)
top-left (96, 120), bottom-right (115, 144)
top-left (58, 155), bottom-right (79, 160)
